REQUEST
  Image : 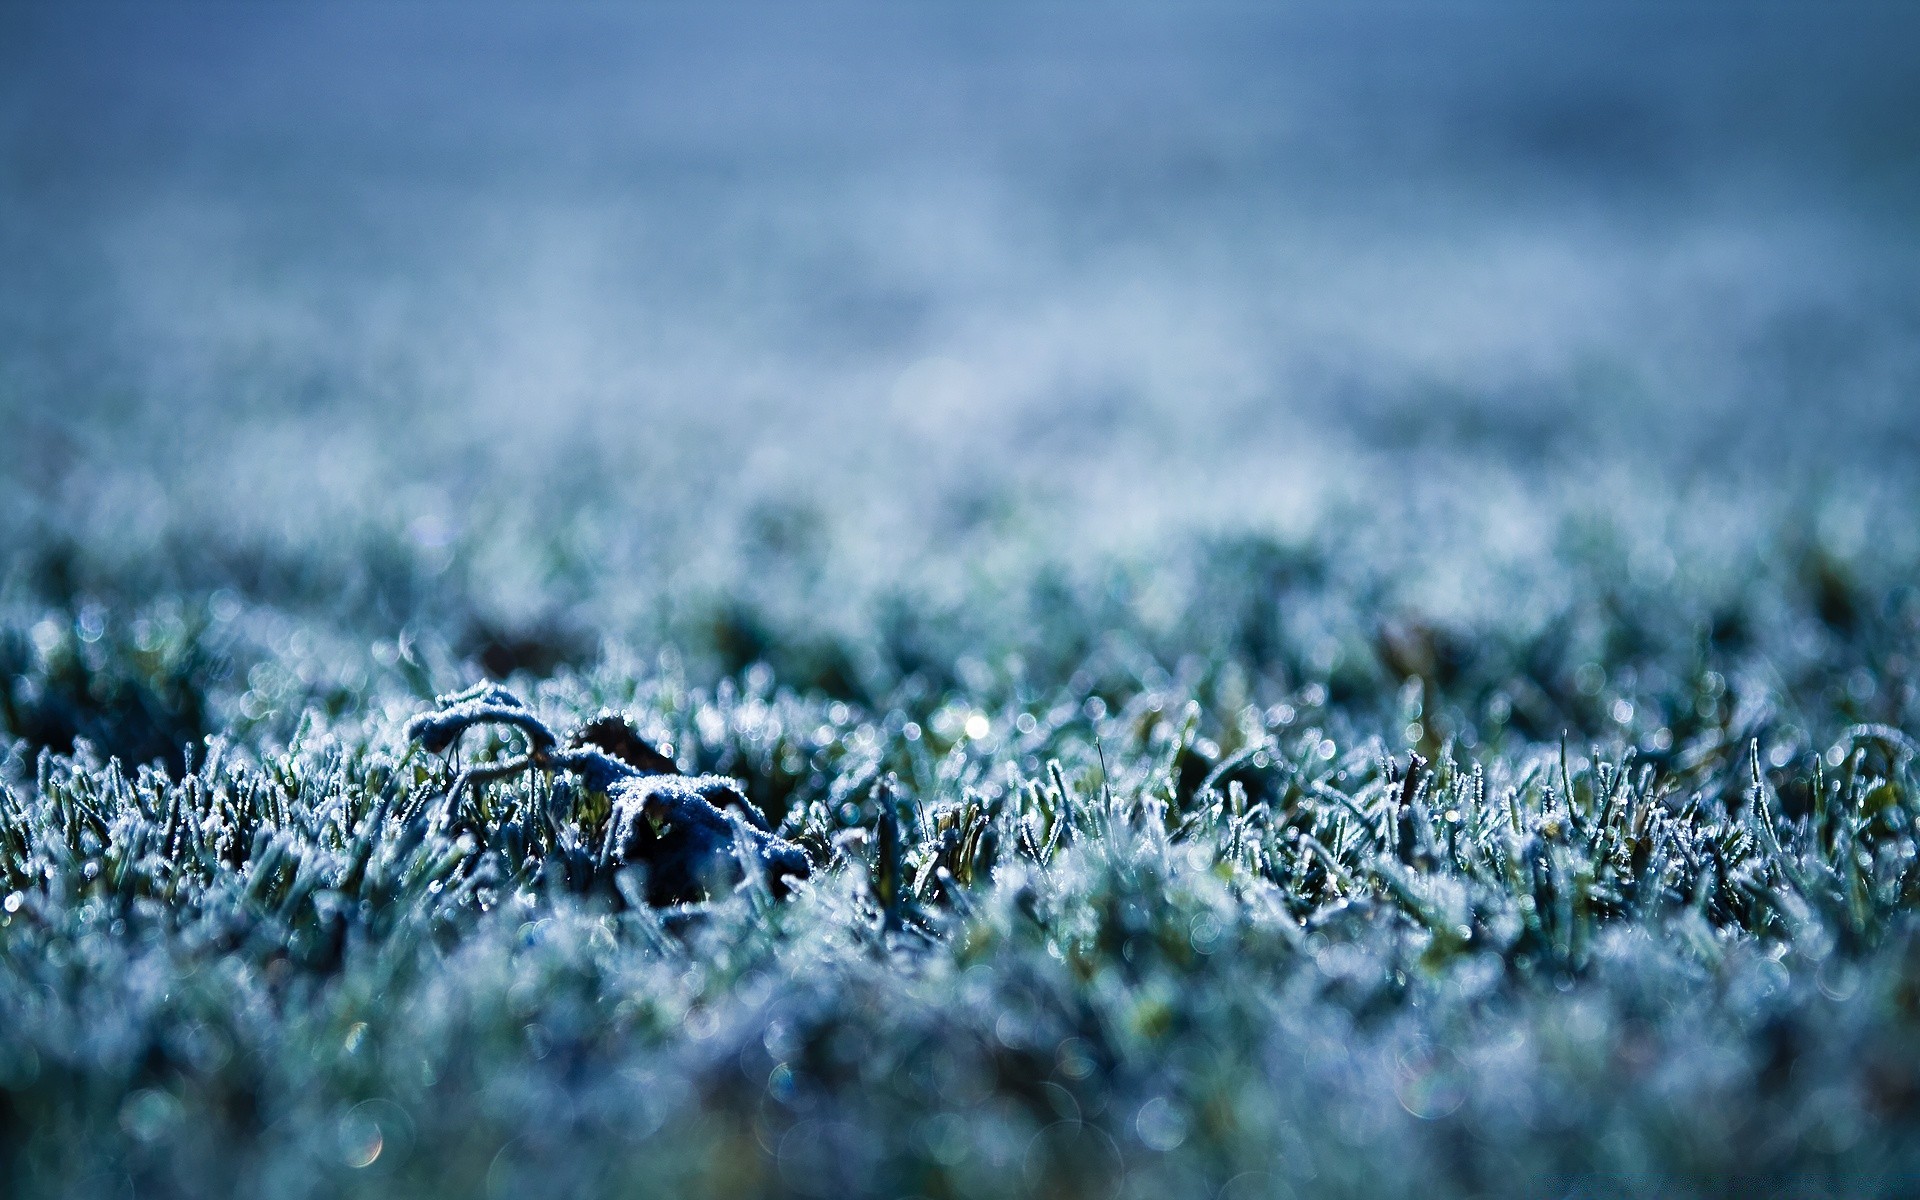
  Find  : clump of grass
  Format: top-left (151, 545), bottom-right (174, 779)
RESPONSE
top-left (0, 601), bottom-right (222, 777)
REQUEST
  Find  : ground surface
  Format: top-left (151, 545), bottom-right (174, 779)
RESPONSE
top-left (4, 3), bottom-right (1920, 1197)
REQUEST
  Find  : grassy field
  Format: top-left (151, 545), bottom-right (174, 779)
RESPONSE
top-left (5, 500), bottom-right (1920, 1198)
top-left (6, 3), bottom-right (1920, 1197)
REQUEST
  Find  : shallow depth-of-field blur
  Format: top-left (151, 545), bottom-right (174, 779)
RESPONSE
top-left (5, 3), bottom-right (1920, 1197)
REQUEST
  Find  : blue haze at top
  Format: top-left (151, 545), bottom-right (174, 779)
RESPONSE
top-left (2, 1), bottom-right (1918, 626)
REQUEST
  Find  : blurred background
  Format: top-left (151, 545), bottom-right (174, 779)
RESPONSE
top-left (3, 1), bottom-right (1918, 701)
